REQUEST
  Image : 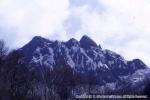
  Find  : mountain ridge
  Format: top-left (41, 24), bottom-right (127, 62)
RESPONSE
top-left (19, 35), bottom-right (148, 80)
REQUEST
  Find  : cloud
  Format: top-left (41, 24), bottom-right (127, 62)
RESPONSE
top-left (0, 0), bottom-right (150, 66)
top-left (63, 14), bottom-right (81, 35)
top-left (69, 0), bottom-right (105, 13)
top-left (0, 0), bottom-right (69, 48)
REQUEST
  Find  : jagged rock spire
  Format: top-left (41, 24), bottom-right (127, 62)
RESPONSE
top-left (80, 35), bottom-right (98, 49)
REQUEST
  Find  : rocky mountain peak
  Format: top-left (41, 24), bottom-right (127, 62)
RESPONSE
top-left (66, 38), bottom-right (79, 48)
top-left (32, 36), bottom-right (43, 40)
top-left (16, 35), bottom-right (148, 82)
top-left (80, 35), bottom-right (98, 49)
top-left (19, 35), bottom-right (148, 75)
top-left (31, 36), bottom-right (50, 44)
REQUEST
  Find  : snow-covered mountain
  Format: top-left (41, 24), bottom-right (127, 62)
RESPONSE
top-left (1, 35), bottom-right (150, 100)
top-left (20, 35), bottom-right (147, 77)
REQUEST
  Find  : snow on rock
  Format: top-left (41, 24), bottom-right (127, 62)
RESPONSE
top-left (19, 35), bottom-right (149, 87)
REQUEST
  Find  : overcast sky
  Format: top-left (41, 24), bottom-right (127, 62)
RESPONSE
top-left (0, 0), bottom-right (150, 66)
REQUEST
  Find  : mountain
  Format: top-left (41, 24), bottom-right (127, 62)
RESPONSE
top-left (0, 35), bottom-right (150, 100)
top-left (20, 35), bottom-right (147, 76)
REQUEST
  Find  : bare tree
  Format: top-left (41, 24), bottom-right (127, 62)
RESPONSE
top-left (0, 40), bottom-right (8, 60)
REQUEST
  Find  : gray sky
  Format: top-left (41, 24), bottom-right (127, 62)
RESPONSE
top-left (0, 0), bottom-right (150, 66)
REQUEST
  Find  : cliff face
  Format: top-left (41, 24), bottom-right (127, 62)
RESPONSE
top-left (20, 35), bottom-right (147, 80)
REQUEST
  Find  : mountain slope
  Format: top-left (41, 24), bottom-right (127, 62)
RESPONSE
top-left (20, 35), bottom-right (147, 75)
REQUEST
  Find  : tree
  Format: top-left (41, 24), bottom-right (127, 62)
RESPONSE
top-left (0, 51), bottom-right (31, 100)
top-left (144, 83), bottom-right (150, 100)
top-left (0, 40), bottom-right (8, 100)
top-left (52, 65), bottom-right (76, 100)
top-left (0, 39), bottom-right (8, 60)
